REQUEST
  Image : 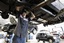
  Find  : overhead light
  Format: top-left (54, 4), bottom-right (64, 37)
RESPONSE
top-left (38, 18), bottom-right (43, 21)
top-left (30, 21), bottom-right (39, 25)
top-left (37, 18), bottom-right (47, 23)
top-left (42, 20), bottom-right (47, 23)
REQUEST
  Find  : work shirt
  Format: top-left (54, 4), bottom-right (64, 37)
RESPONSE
top-left (14, 15), bottom-right (28, 38)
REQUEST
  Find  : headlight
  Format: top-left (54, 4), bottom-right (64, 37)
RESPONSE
top-left (0, 34), bottom-right (4, 39)
top-left (44, 35), bottom-right (46, 36)
top-left (53, 37), bottom-right (57, 39)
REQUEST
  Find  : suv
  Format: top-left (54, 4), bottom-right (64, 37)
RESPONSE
top-left (36, 30), bottom-right (55, 43)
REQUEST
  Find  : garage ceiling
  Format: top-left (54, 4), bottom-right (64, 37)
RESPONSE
top-left (0, 0), bottom-right (64, 25)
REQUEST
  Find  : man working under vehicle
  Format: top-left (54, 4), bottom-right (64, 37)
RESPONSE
top-left (13, 1), bottom-right (35, 43)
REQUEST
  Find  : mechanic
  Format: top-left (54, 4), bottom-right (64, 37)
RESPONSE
top-left (12, 1), bottom-right (35, 43)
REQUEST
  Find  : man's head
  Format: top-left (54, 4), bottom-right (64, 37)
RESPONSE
top-left (15, 0), bottom-right (28, 11)
top-left (15, 5), bottom-right (25, 11)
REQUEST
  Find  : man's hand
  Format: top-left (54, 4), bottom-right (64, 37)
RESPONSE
top-left (21, 12), bottom-right (27, 18)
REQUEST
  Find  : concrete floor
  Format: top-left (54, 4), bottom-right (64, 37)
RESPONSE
top-left (26, 39), bottom-right (64, 43)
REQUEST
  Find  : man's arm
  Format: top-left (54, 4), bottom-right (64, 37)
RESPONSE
top-left (30, 12), bottom-right (35, 20)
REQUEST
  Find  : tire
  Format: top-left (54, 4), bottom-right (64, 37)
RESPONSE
top-left (49, 39), bottom-right (53, 43)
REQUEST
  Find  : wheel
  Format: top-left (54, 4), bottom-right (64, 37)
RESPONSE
top-left (49, 39), bottom-right (53, 43)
